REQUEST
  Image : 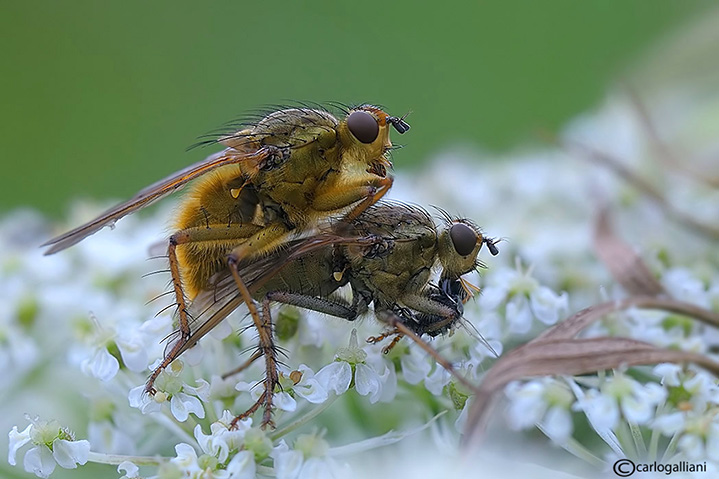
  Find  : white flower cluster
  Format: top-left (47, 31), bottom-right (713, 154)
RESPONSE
top-left (9, 418), bottom-right (90, 478)
top-left (2, 164), bottom-right (575, 478)
top-left (5, 40), bottom-right (719, 479)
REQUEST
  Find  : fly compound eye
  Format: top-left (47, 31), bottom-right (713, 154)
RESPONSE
top-left (449, 223), bottom-right (478, 257)
top-left (347, 110), bottom-right (380, 144)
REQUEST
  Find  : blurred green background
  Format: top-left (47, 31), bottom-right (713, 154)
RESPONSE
top-left (0, 1), bottom-right (712, 216)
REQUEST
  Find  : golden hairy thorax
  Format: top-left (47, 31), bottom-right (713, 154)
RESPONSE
top-left (174, 106), bottom-right (397, 298)
top-left (227, 106), bottom-right (393, 225)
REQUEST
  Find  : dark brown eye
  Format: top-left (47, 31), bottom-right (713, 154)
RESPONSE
top-left (449, 223), bottom-right (477, 256)
top-left (347, 110), bottom-right (379, 144)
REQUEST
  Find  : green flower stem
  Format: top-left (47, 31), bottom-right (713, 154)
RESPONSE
top-left (661, 431), bottom-right (681, 462)
top-left (615, 421), bottom-right (638, 459)
top-left (154, 411), bottom-right (196, 446)
top-left (647, 403), bottom-right (666, 461)
top-left (560, 436), bottom-right (605, 468)
top-left (628, 420), bottom-right (647, 459)
top-left (270, 394), bottom-right (339, 441)
top-left (536, 423), bottom-right (604, 468)
top-left (87, 451), bottom-right (168, 466)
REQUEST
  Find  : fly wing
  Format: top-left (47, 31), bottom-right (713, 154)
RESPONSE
top-left (42, 148), bottom-right (276, 255)
top-left (171, 232), bottom-right (384, 358)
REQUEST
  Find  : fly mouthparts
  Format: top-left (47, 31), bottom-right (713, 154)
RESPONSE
top-left (388, 116), bottom-right (411, 134)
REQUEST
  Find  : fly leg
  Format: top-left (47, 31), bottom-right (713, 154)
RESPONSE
top-left (221, 350), bottom-right (263, 379)
top-left (392, 277), bottom-right (466, 339)
top-left (226, 291), bottom-right (364, 428)
top-left (230, 298), bottom-right (277, 429)
top-left (366, 305), bottom-right (420, 354)
top-left (372, 279), bottom-right (479, 393)
top-left (374, 309), bottom-right (478, 394)
top-left (226, 223), bottom-right (296, 429)
top-left (144, 223), bottom-right (265, 395)
top-left (367, 328), bottom-right (404, 353)
top-left (144, 235), bottom-right (190, 395)
top-left (343, 176), bottom-right (393, 221)
top-left (265, 291), bottom-right (366, 320)
top-left (312, 176), bottom-right (393, 221)
top-left (367, 286), bottom-right (462, 354)
top-left (365, 296), bottom-right (457, 354)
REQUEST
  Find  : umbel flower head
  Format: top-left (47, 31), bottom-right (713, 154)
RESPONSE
top-left (5, 34), bottom-right (719, 477)
top-left (9, 417), bottom-right (90, 478)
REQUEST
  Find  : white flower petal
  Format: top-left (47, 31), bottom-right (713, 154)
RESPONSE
top-left (8, 424), bottom-right (33, 466)
top-left (213, 436), bottom-right (231, 464)
top-left (183, 379), bottom-right (211, 402)
top-left (171, 443), bottom-right (199, 471)
top-left (424, 366), bottom-right (450, 396)
top-left (684, 373), bottom-right (714, 397)
top-left (116, 333), bottom-right (148, 372)
top-left (355, 363), bottom-right (382, 403)
top-left (455, 399), bottom-right (470, 432)
top-left (471, 337), bottom-right (503, 363)
top-left (653, 412), bottom-right (686, 435)
top-left (529, 287), bottom-right (567, 325)
top-left (23, 446), bottom-right (56, 478)
top-left (315, 362), bottom-right (352, 395)
top-left (294, 378), bottom-right (328, 404)
top-left (505, 382), bottom-right (548, 430)
top-left (620, 395), bottom-right (654, 424)
top-left (170, 392), bottom-right (205, 422)
top-left (226, 450), bottom-right (256, 479)
top-left (634, 382), bottom-right (667, 405)
top-left (542, 406), bottom-right (572, 444)
top-left (506, 295), bottom-right (533, 334)
top-left (118, 460), bottom-right (139, 478)
top-left (275, 449), bottom-right (303, 479)
top-left (82, 347), bottom-right (119, 382)
top-left (181, 344), bottom-right (204, 366)
top-left (52, 438), bottom-right (90, 469)
top-left (270, 439), bottom-right (290, 458)
top-left (707, 424), bottom-right (719, 462)
top-left (128, 385), bottom-right (162, 414)
top-left (653, 363), bottom-right (682, 386)
top-left (194, 424), bottom-right (215, 457)
top-left (235, 381), bottom-right (263, 401)
top-left (209, 317), bottom-right (233, 340)
top-left (275, 391), bottom-right (298, 412)
top-left (477, 285), bottom-right (506, 310)
top-left (663, 268), bottom-right (710, 308)
top-left (376, 361), bottom-right (397, 403)
top-left (298, 457), bottom-right (332, 479)
top-left (575, 392), bottom-right (618, 434)
top-left (400, 350), bottom-right (431, 385)
top-left (127, 385), bottom-right (145, 408)
top-left (677, 433), bottom-right (704, 461)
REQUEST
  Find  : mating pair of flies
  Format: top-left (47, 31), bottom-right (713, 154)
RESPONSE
top-left (43, 104), bottom-right (499, 428)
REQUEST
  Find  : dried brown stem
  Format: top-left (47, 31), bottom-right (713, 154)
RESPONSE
top-left (462, 295), bottom-right (719, 449)
top-left (567, 140), bottom-right (719, 240)
top-left (463, 336), bottom-right (719, 449)
top-left (593, 206), bottom-right (666, 297)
